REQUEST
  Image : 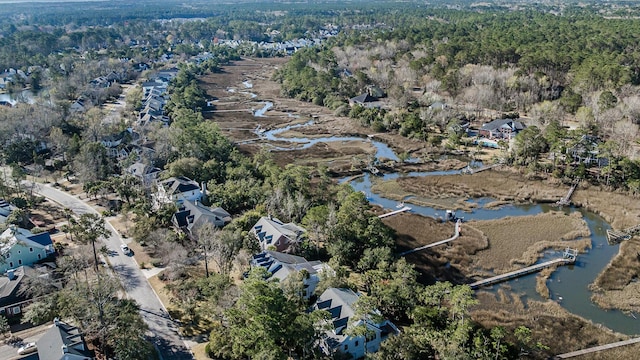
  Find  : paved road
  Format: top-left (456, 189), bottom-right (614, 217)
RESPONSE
top-left (0, 327), bottom-right (48, 360)
top-left (30, 182), bottom-right (193, 360)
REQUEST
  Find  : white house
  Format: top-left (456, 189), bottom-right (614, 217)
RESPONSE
top-left (251, 251), bottom-right (330, 299)
top-left (313, 287), bottom-right (399, 359)
top-left (251, 216), bottom-right (306, 252)
top-left (155, 176), bottom-right (203, 206)
top-left (0, 226), bottom-right (54, 273)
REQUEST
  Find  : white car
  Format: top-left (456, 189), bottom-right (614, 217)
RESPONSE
top-left (120, 244), bottom-right (131, 255)
top-left (17, 342), bottom-right (37, 355)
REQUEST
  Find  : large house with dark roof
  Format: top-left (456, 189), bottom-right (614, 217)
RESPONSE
top-left (37, 318), bottom-right (94, 360)
top-left (313, 287), bottom-right (399, 359)
top-left (0, 265), bottom-right (35, 317)
top-left (172, 200), bottom-right (231, 237)
top-left (251, 216), bottom-right (306, 252)
top-left (478, 118), bottom-right (525, 140)
top-left (0, 226), bottom-right (54, 273)
top-left (155, 176), bottom-right (203, 206)
top-left (251, 251), bottom-right (330, 299)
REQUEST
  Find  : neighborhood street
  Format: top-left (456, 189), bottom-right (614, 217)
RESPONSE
top-left (27, 181), bottom-right (194, 360)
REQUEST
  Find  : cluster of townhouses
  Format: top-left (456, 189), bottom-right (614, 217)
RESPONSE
top-left (137, 68), bottom-right (177, 127)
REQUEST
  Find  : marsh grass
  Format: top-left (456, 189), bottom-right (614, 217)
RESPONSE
top-left (469, 211), bottom-right (590, 272)
top-left (473, 291), bottom-right (630, 358)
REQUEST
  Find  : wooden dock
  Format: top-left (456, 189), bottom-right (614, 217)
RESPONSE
top-left (378, 206), bottom-right (411, 219)
top-left (470, 248), bottom-right (577, 289)
top-left (553, 337), bottom-right (640, 359)
top-left (607, 223), bottom-right (640, 244)
top-left (556, 181), bottom-right (578, 206)
top-left (400, 220), bottom-right (461, 256)
top-left (461, 163), bottom-right (499, 175)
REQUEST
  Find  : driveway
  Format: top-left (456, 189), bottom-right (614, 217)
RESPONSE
top-left (28, 182), bottom-right (193, 360)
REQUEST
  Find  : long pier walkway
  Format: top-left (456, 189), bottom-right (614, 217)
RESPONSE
top-left (400, 220), bottom-right (461, 256)
top-left (553, 337), bottom-right (640, 359)
top-left (470, 248), bottom-right (578, 289)
top-left (378, 206), bottom-right (411, 219)
top-left (461, 163), bottom-right (499, 175)
top-left (556, 180), bottom-right (579, 206)
top-left (607, 223), bottom-right (640, 244)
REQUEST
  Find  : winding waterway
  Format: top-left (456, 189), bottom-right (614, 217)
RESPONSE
top-left (256, 101), bottom-right (639, 335)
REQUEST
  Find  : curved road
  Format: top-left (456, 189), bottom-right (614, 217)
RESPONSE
top-left (29, 182), bottom-right (193, 360)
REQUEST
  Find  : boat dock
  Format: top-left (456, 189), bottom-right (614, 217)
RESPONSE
top-left (470, 248), bottom-right (578, 290)
top-left (556, 180), bottom-right (579, 206)
top-left (607, 223), bottom-right (640, 244)
top-left (461, 163), bottom-right (499, 175)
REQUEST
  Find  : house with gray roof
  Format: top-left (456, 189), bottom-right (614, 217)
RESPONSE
top-left (251, 216), bottom-right (306, 253)
top-left (126, 161), bottom-right (161, 187)
top-left (313, 287), bottom-right (399, 359)
top-left (478, 118), bottom-right (525, 140)
top-left (0, 264), bottom-right (56, 317)
top-left (349, 93), bottom-right (376, 107)
top-left (37, 318), bottom-right (93, 360)
top-left (0, 266), bottom-right (36, 317)
top-left (155, 176), bottom-right (203, 206)
top-left (172, 200), bottom-right (231, 237)
top-left (0, 199), bottom-right (14, 224)
top-left (251, 251), bottom-right (330, 299)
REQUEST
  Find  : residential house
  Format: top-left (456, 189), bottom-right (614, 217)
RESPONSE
top-left (429, 101), bottom-right (447, 111)
top-left (251, 251), bottom-right (330, 299)
top-left (251, 216), bottom-right (306, 252)
top-left (142, 81), bottom-right (165, 95)
top-left (144, 97), bottom-right (165, 112)
top-left (313, 287), bottom-right (399, 359)
top-left (478, 118), bottom-right (525, 140)
top-left (134, 62), bottom-right (150, 72)
top-left (349, 93), bottom-right (376, 107)
top-left (126, 161), bottom-right (161, 187)
top-left (155, 176), bottom-right (203, 206)
top-left (70, 98), bottom-right (88, 113)
top-left (172, 200), bottom-right (231, 237)
top-left (0, 199), bottom-right (14, 224)
top-left (568, 135), bottom-right (609, 167)
top-left (100, 128), bottom-right (139, 149)
top-left (0, 226), bottom-right (54, 273)
top-left (0, 264), bottom-right (56, 317)
top-left (89, 76), bottom-right (110, 89)
top-left (37, 318), bottom-right (94, 360)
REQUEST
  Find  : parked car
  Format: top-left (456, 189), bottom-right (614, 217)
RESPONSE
top-left (17, 342), bottom-right (37, 355)
top-left (120, 244), bottom-right (131, 255)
